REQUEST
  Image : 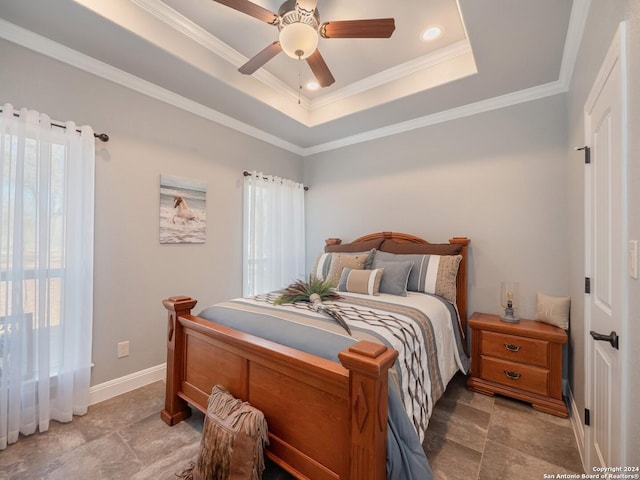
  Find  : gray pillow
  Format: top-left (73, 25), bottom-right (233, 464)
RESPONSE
top-left (374, 250), bottom-right (462, 303)
top-left (372, 260), bottom-right (414, 296)
top-left (375, 251), bottom-right (426, 292)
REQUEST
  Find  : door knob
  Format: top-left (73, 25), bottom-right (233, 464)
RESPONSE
top-left (589, 330), bottom-right (619, 350)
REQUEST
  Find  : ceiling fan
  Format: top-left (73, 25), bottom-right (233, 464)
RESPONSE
top-left (213, 0), bottom-right (396, 87)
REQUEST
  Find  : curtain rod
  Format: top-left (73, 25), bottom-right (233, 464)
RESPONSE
top-left (0, 109), bottom-right (109, 142)
top-left (243, 170), bottom-right (308, 191)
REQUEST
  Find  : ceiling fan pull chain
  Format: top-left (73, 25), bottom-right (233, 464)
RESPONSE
top-left (298, 53), bottom-right (302, 105)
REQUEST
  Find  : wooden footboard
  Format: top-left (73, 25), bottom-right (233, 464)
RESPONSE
top-left (161, 296), bottom-right (398, 480)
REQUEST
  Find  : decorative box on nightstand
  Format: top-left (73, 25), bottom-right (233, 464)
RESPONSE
top-left (466, 312), bottom-right (568, 417)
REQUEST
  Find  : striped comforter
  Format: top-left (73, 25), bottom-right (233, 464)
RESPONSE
top-left (198, 290), bottom-right (469, 442)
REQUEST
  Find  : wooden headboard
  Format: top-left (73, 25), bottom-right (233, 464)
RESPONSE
top-left (326, 231), bottom-right (470, 345)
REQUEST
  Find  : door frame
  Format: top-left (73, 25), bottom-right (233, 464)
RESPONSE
top-left (583, 21), bottom-right (629, 469)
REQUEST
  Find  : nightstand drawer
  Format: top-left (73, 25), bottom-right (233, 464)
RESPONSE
top-left (481, 331), bottom-right (549, 368)
top-left (480, 356), bottom-right (549, 396)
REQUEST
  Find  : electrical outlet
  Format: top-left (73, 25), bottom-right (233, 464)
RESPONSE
top-left (117, 341), bottom-right (129, 358)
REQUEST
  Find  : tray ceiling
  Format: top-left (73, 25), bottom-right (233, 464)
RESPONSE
top-left (0, 0), bottom-right (577, 153)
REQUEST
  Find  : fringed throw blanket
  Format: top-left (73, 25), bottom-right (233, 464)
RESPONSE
top-left (178, 385), bottom-right (269, 480)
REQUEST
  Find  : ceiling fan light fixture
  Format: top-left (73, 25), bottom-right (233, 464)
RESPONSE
top-left (279, 22), bottom-right (318, 59)
top-left (306, 80), bottom-right (320, 90)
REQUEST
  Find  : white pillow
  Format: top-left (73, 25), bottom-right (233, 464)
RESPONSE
top-left (535, 292), bottom-right (570, 329)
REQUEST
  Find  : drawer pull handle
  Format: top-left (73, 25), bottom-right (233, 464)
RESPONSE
top-left (504, 370), bottom-right (521, 380)
top-left (504, 343), bottom-right (521, 352)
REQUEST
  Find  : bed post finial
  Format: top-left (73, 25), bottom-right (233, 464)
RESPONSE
top-left (325, 237), bottom-right (341, 246)
top-left (161, 296), bottom-right (197, 426)
top-left (338, 341), bottom-right (398, 480)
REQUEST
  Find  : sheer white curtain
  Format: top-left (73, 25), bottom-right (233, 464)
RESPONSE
top-left (243, 171), bottom-right (305, 296)
top-left (0, 104), bottom-right (95, 450)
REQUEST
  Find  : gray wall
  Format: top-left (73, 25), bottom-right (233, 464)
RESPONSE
top-left (0, 39), bottom-right (303, 386)
top-left (566, 0), bottom-right (640, 464)
top-left (304, 94), bottom-right (570, 321)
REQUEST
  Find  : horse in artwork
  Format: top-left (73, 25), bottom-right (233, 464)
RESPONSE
top-left (172, 195), bottom-right (198, 224)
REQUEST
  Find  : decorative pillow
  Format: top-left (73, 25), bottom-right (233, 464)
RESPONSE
top-left (326, 252), bottom-right (369, 284)
top-left (311, 250), bottom-right (375, 281)
top-left (325, 237), bottom-right (384, 253)
top-left (374, 251), bottom-right (461, 303)
top-left (379, 239), bottom-right (462, 256)
top-left (311, 252), bottom-right (333, 281)
top-left (338, 268), bottom-right (384, 296)
top-left (371, 260), bottom-right (414, 296)
top-left (535, 292), bottom-right (570, 329)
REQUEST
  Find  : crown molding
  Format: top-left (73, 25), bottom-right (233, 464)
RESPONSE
top-left (129, 0), bottom-right (308, 109)
top-left (301, 80), bottom-right (568, 156)
top-left (310, 40), bottom-right (473, 110)
top-left (0, 18), bottom-right (305, 155)
top-left (128, 0), bottom-right (474, 116)
top-left (300, 0), bottom-right (593, 155)
top-left (1, 0), bottom-right (592, 157)
top-left (558, 0), bottom-right (592, 88)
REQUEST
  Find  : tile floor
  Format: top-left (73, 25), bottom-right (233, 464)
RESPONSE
top-left (0, 373), bottom-right (584, 479)
top-left (423, 373), bottom-right (584, 480)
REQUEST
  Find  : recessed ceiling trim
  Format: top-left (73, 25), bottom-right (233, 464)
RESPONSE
top-left (131, 0), bottom-right (242, 70)
top-left (127, 0), bottom-right (475, 121)
top-left (307, 50), bottom-right (477, 126)
top-left (0, 18), bottom-right (305, 155)
top-left (0, 0), bottom-right (591, 156)
top-left (302, 80), bottom-right (568, 156)
top-left (557, 0), bottom-right (592, 87)
top-left (310, 39), bottom-right (473, 110)
top-left (129, 0), bottom-right (310, 109)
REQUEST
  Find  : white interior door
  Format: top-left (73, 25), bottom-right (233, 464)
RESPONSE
top-left (584, 23), bottom-right (627, 469)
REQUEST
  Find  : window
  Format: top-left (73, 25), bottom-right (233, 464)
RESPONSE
top-left (243, 171), bottom-right (305, 296)
top-left (0, 105), bottom-right (95, 449)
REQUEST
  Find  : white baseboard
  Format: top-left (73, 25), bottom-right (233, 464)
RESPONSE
top-left (89, 363), bottom-right (166, 406)
top-left (568, 385), bottom-right (586, 471)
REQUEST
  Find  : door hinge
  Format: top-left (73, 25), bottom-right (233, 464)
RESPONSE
top-left (585, 277), bottom-right (591, 294)
top-left (576, 146), bottom-right (591, 164)
top-left (585, 408), bottom-right (591, 426)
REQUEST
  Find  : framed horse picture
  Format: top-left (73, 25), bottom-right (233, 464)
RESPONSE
top-left (159, 174), bottom-right (206, 244)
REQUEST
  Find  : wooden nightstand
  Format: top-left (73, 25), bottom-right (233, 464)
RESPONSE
top-left (466, 312), bottom-right (568, 417)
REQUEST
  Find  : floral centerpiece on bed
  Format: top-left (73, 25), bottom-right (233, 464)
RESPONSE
top-left (274, 276), bottom-right (351, 335)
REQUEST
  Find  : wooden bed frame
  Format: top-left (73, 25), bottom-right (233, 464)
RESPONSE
top-left (161, 232), bottom-right (470, 480)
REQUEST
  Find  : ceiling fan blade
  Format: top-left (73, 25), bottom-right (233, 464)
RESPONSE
top-left (295, 0), bottom-right (317, 17)
top-left (319, 18), bottom-right (396, 38)
top-left (238, 42), bottom-right (282, 74)
top-left (213, 0), bottom-right (277, 24)
top-left (306, 49), bottom-right (335, 87)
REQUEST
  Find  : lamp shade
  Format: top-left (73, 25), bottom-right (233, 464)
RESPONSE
top-left (500, 281), bottom-right (520, 323)
top-left (500, 282), bottom-right (519, 309)
top-left (279, 22), bottom-right (318, 59)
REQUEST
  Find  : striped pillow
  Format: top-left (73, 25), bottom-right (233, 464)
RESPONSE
top-left (311, 250), bottom-right (376, 282)
top-left (311, 252), bottom-right (333, 281)
top-left (338, 268), bottom-right (384, 296)
top-left (373, 251), bottom-right (462, 303)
